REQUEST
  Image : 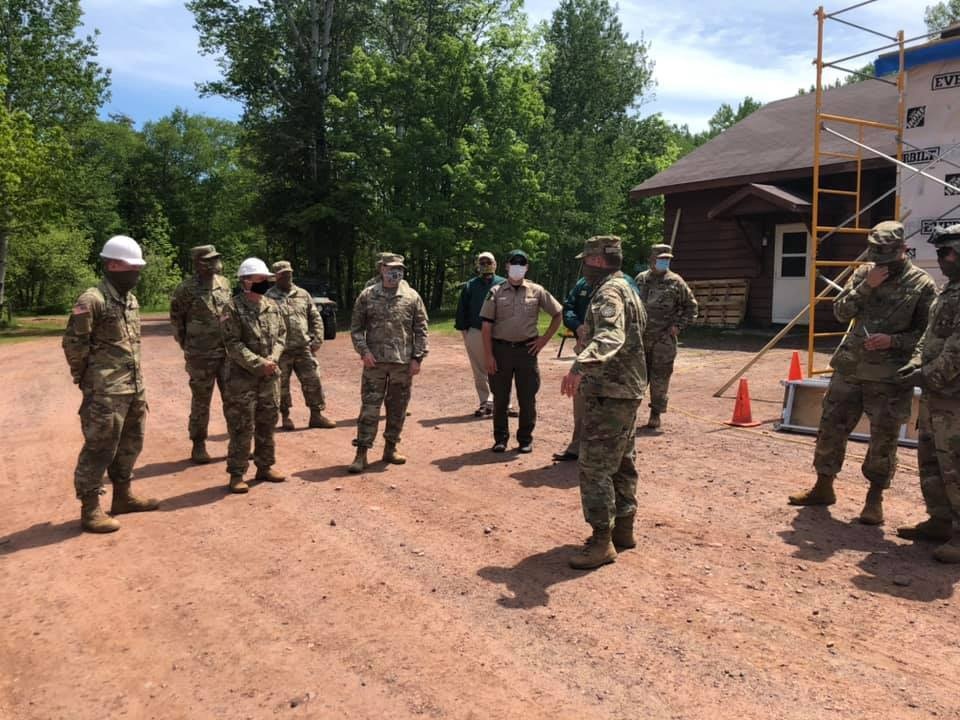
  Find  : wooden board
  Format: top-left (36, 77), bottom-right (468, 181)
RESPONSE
top-left (687, 279), bottom-right (750, 328)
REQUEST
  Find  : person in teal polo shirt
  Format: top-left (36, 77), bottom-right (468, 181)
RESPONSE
top-left (455, 252), bottom-right (510, 416)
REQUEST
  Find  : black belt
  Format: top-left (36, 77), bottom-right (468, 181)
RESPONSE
top-left (494, 338), bottom-right (536, 348)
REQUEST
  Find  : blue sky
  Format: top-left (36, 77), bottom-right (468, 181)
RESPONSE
top-left (81, 0), bottom-right (929, 131)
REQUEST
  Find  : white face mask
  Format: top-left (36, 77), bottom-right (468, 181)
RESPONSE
top-left (508, 264), bottom-right (528, 281)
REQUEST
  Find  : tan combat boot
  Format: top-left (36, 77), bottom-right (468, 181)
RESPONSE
top-left (348, 448), bottom-right (368, 474)
top-left (191, 439), bottom-right (211, 464)
top-left (281, 413), bottom-right (295, 431)
top-left (858, 485), bottom-right (884, 525)
top-left (788, 473), bottom-right (836, 506)
top-left (309, 409), bottom-right (337, 429)
top-left (228, 475), bottom-right (249, 494)
top-left (383, 441), bottom-right (407, 465)
top-left (255, 467), bottom-right (286, 483)
top-left (569, 527), bottom-right (618, 569)
top-left (933, 536), bottom-right (960, 563)
top-left (612, 512), bottom-right (636, 550)
top-left (646, 410), bottom-right (661, 429)
top-left (110, 483), bottom-right (159, 514)
top-left (80, 493), bottom-right (120, 533)
top-left (897, 518), bottom-right (953, 543)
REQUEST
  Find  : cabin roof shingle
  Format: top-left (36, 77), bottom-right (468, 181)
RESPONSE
top-left (631, 80), bottom-right (899, 199)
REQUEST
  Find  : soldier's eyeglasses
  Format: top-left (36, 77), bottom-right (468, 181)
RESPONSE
top-left (508, 258), bottom-right (528, 266)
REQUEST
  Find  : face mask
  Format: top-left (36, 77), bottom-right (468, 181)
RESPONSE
top-left (248, 279), bottom-right (272, 295)
top-left (478, 264), bottom-right (495, 276)
top-left (213, 259), bottom-right (224, 274)
top-left (938, 254), bottom-right (960, 279)
top-left (105, 269), bottom-right (141, 294)
top-left (655, 259), bottom-right (670, 273)
top-left (508, 264), bottom-right (527, 281)
top-left (582, 264), bottom-right (612, 287)
top-left (385, 269), bottom-right (404, 283)
top-left (276, 275), bottom-right (293, 291)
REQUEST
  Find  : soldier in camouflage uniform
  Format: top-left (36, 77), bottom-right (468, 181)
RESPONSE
top-left (561, 236), bottom-right (648, 569)
top-left (220, 258), bottom-right (287, 493)
top-left (348, 253), bottom-right (429, 473)
top-left (62, 236), bottom-right (159, 533)
top-left (896, 224), bottom-right (960, 563)
top-left (266, 261), bottom-right (336, 431)
top-left (170, 244), bottom-right (233, 463)
top-left (635, 243), bottom-right (698, 429)
top-left (789, 221), bottom-right (936, 524)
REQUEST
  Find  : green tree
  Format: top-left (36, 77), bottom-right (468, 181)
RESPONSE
top-left (925, 1), bottom-right (960, 31)
top-left (135, 204), bottom-right (180, 308)
top-left (7, 228), bottom-right (95, 313)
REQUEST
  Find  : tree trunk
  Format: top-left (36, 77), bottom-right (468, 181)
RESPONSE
top-left (0, 227), bottom-right (9, 320)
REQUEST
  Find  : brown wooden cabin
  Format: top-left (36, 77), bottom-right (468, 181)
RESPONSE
top-left (630, 81), bottom-right (899, 329)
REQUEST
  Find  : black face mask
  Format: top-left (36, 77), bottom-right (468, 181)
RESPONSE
top-left (878, 259), bottom-right (906, 276)
top-left (582, 264), bottom-right (613, 288)
top-left (105, 269), bottom-right (141, 294)
top-left (248, 280), bottom-right (272, 295)
top-left (939, 257), bottom-right (960, 280)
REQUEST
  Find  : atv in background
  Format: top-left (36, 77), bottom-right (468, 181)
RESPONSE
top-left (295, 278), bottom-right (338, 340)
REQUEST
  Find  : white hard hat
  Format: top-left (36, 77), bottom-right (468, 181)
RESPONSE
top-left (100, 235), bottom-right (146, 267)
top-left (236, 257), bottom-right (273, 278)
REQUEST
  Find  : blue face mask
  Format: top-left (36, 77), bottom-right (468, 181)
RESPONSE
top-left (655, 258), bottom-right (670, 272)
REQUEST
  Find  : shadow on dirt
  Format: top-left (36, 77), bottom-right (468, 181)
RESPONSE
top-left (851, 543), bottom-right (960, 602)
top-left (779, 506), bottom-right (889, 563)
top-left (0, 520), bottom-right (81, 556)
top-left (135, 457), bottom-right (214, 479)
top-left (477, 544), bottom-right (588, 608)
top-left (432, 448), bottom-right (519, 472)
top-left (418, 414), bottom-right (488, 428)
top-left (509, 462), bottom-right (578, 490)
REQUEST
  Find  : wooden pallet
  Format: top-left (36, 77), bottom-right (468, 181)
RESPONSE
top-left (687, 279), bottom-right (750, 328)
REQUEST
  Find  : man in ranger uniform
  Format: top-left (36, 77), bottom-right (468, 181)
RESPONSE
top-left (63, 236), bottom-right (159, 533)
top-left (896, 224), bottom-right (960, 562)
top-left (348, 253), bottom-right (429, 474)
top-left (789, 221), bottom-right (936, 524)
top-left (220, 258), bottom-right (288, 494)
top-left (561, 236), bottom-right (647, 569)
top-left (266, 260), bottom-right (336, 431)
top-left (170, 244), bottom-right (233, 463)
top-left (635, 243), bottom-right (698, 430)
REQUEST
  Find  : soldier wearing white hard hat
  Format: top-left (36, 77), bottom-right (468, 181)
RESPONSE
top-left (219, 257), bottom-right (288, 493)
top-left (62, 236), bottom-right (159, 533)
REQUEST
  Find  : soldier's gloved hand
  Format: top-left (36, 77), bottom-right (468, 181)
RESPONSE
top-left (895, 363), bottom-right (922, 387)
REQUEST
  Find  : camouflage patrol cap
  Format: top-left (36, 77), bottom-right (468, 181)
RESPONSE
top-left (867, 221), bottom-right (905, 264)
top-left (190, 244), bottom-right (221, 260)
top-left (650, 243), bottom-right (674, 259)
top-left (271, 260), bottom-right (294, 274)
top-left (930, 223), bottom-right (960, 252)
top-left (381, 253), bottom-right (406, 269)
top-left (576, 235), bottom-right (623, 259)
top-left (374, 251), bottom-right (395, 268)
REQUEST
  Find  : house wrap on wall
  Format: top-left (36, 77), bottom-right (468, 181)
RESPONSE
top-left (630, 26), bottom-right (960, 329)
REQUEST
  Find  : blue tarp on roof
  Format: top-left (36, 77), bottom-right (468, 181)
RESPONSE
top-left (876, 36), bottom-right (960, 76)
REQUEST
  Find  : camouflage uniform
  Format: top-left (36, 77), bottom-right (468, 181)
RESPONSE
top-left (813, 258), bottom-right (935, 487)
top-left (220, 293), bottom-right (286, 477)
top-left (897, 225), bottom-right (960, 558)
top-left (63, 279), bottom-right (147, 499)
top-left (350, 278), bottom-right (429, 449)
top-left (266, 278), bottom-right (327, 415)
top-left (635, 252), bottom-right (698, 415)
top-left (170, 249), bottom-right (233, 442)
top-left (575, 269), bottom-right (648, 531)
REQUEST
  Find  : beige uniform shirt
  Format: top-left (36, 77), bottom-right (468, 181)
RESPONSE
top-left (480, 280), bottom-right (562, 342)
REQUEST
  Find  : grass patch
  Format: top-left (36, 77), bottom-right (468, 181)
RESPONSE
top-left (0, 315), bottom-right (68, 345)
top-left (427, 310), bottom-right (567, 337)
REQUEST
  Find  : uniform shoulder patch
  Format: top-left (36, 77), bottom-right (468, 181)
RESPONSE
top-left (600, 302), bottom-right (618, 319)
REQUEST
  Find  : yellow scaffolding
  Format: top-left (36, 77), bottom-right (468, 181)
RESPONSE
top-left (807, 2), bottom-right (905, 376)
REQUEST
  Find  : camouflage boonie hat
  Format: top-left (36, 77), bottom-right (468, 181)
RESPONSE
top-left (650, 243), bottom-right (674, 259)
top-left (272, 260), bottom-right (294, 274)
top-left (867, 221), bottom-right (905, 264)
top-left (381, 253), bottom-right (406, 269)
top-left (576, 235), bottom-right (623, 259)
top-left (930, 223), bottom-right (960, 252)
top-left (190, 244), bottom-right (221, 260)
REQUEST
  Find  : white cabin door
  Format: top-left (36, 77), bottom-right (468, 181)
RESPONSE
top-left (772, 223), bottom-right (812, 324)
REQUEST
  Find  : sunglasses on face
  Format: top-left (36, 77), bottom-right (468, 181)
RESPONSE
top-left (508, 258), bottom-right (527, 266)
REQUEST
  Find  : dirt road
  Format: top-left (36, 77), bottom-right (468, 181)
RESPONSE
top-left (1, 321), bottom-right (957, 719)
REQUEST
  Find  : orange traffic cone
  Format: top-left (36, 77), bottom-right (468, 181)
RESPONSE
top-left (725, 378), bottom-right (762, 427)
top-left (788, 351), bottom-right (803, 381)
